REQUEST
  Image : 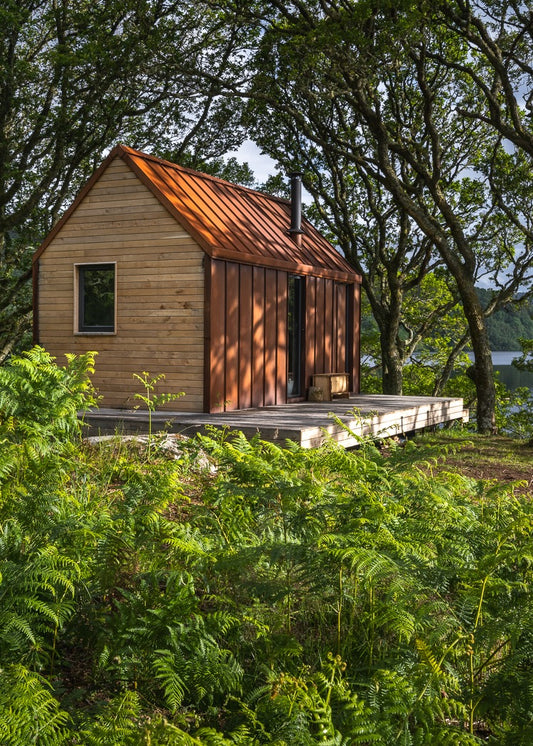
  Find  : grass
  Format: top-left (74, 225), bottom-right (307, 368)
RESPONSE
top-left (409, 427), bottom-right (533, 494)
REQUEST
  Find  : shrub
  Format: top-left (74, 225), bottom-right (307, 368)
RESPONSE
top-left (0, 352), bottom-right (532, 742)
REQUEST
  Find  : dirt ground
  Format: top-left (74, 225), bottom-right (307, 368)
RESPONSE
top-left (413, 433), bottom-right (533, 495)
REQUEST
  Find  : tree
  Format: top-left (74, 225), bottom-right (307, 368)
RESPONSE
top-left (0, 0), bottom-right (248, 359)
top-left (513, 338), bottom-right (533, 373)
top-left (253, 124), bottom-right (467, 395)
top-left (210, 0), bottom-right (533, 431)
top-left (437, 0), bottom-right (533, 158)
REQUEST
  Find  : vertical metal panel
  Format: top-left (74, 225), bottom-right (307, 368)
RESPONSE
top-left (330, 279), bottom-right (336, 364)
top-left (208, 262), bottom-right (360, 411)
top-left (238, 264), bottom-right (253, 409)
top-left (276, 272), bottom-right (288, 404)
top-left (208, 259), bottom-right (226, 411)
top-left (225, 262), bottom-right (240, 410)
top-left (345, 282), bottom-right (354, 392)
top-left (315, 278), bottom-right (326, 374)
top-left (252, 266), bottom-right (265, 407)
top-left (345, 281), bottom-right (360, 393)
top-left (305, 276), bottom-right (317, 387)
top-left (264, 269), bottom-right (278, 405)
top-left (336, 283), bottom-right (347, 373)
top-left (323, 279), bottom-right (334, 373)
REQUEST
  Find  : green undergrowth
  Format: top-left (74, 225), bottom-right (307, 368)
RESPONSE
top-left (408, 429), bottom-right (533, 489)
top-left (1, 349), bottom-right (533, 744)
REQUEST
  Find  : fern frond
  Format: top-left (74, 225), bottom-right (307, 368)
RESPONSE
top-left (0, 665), bottom-right (72, 745)
top-left (153, 649), bottom-right (187, 712)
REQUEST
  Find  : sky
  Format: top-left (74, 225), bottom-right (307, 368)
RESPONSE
top-left (227, 140), bottom-right (278, 183)
top-left (228, 140), bottom-right (313, 204)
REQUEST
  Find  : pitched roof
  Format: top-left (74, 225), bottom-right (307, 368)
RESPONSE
top-left (34, 144), bottom-right (360, 283)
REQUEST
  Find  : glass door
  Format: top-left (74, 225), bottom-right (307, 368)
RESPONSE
top-left (287, 275), bottom-right (304, 397)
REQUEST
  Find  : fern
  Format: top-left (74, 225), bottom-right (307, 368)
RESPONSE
top-left (0, 665), bottom-right (72, 745)
top-left (154, 649), bottom-right (188, 711)
top-left (1, 356), bottom-right (533, 742)
top-left (0, 528), bottom-right (80, 667)
top-left (132, 371), bottom-right (184, 459)
top-left (0, 347), bottom-right (96, 453)
top-left (152, 615), bottom-right (244, 712)
top-left (78, 690), bottom-right (143, 745)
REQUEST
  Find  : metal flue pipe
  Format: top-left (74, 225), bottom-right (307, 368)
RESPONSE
top-left (288, 172), bottom-right (304, 244)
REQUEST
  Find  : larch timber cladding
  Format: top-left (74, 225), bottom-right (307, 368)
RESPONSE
top-left (38, 158), bottom-right (205, 411)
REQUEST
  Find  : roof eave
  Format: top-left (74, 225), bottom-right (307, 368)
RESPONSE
top-left (121, 149), bottom-right (362, 283)
top-left (33, 144), bottom-right (362, 286)
top-left (210, 246), bottom-right (360, 283)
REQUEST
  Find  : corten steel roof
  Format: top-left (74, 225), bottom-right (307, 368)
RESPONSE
top-left (34, 144), bottom-right (360, 283)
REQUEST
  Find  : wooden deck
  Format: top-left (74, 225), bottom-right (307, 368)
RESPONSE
top-left (81, 394), bottom-right (468, 448)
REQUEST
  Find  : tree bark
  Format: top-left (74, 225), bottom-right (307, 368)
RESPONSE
top-left (458, 282), bottom-right (496, 433)
top-left (348, 80), bottom-right (498, 431)
top-left (380, 335), bottom-right (404, 395)
top-left (372, 283), bottom-right (405, 395)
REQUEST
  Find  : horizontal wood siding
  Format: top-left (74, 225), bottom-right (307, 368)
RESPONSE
top-left (37, 158), bottom-right (205, 411)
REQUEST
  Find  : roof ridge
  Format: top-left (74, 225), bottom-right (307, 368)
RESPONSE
top-left (33, 142), bottom-right (360, 285)
top-left (118, 143), bottom-right (291, 206)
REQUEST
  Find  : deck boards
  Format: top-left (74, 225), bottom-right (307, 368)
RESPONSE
top-left (82, 394), bottom-right (468, 448)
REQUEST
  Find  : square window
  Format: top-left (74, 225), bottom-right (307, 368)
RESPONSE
top-left (77, 263), bottom-right (115, 333)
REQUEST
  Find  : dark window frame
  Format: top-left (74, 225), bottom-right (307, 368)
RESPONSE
top-left (77, 263), bottom-right (116, 333)
top-left (287, 274), bottom-right (305, 398)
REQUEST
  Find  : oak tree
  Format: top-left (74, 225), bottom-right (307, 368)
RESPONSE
top-left (0, 0), bottom-right (246, 358)
top-left (214, 0), bottom-right (533, 431)
top-left (252, 123), bottom-right (468, 395)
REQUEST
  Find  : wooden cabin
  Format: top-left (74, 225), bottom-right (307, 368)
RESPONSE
top-left (33, 145), bottom-right (361, 413)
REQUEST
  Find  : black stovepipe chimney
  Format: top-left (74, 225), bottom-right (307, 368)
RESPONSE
top-left (288, 172), bottom-right (304, 243)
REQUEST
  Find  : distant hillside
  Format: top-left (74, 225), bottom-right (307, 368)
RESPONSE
top-left (477, 288), bottom-right (533, 350)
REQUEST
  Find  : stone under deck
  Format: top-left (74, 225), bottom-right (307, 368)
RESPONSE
top-left (81, 394), bottom-right (468, 449)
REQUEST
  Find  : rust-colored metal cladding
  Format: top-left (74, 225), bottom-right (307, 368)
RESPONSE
top-left (118, 145), bottom-right (359, 283)
top-left (335, 284), bottom-right (347, 373)
top-left (115, 145), bottom-right (362, 412)
top-left (238, 264), bottom-right (253, 410)
top-left (33, 144), bottom-right (362, 415)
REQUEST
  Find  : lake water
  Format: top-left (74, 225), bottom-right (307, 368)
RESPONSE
top-left (362, 351), bottom-right (533, 392)
top-left (468, 351), bottom-right (533, 391)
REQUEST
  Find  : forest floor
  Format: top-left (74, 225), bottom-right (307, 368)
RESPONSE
top-left (410, 430), bottom-right (533, 495)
